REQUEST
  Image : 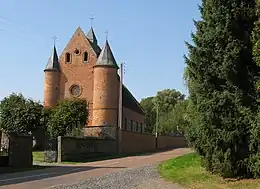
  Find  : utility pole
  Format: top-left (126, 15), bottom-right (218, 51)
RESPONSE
top-left (155, 102), bottom-right (159, 149)
top-left (117, 63), bottom-right (123, 154)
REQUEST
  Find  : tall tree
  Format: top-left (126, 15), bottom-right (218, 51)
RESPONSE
top-left (154, 89), bottom-right (185, 113)
top-left (184, 0), bottom-right (257, 178)
top-left (249, 0), bottom-right (260, 177)
top-left (140, 97), bottom-right (156, 133)
top-left (0, 93), bottom-right (43, 134)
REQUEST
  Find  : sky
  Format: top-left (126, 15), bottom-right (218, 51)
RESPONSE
top-left (0, 0), bottom-right (201, 102)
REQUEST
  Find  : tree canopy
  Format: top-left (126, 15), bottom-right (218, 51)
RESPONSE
top-left (46, 98), bottom-right (88, 137)
top-left (0, 93), bottom-right (43, 134)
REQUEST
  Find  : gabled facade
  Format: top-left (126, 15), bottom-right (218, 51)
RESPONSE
top-left (43, 27), bottom-right (145, 136)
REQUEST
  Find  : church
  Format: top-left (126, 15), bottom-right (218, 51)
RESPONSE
top-left (43, 26), bottom-right (146, 136)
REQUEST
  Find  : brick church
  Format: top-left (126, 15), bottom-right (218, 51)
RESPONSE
top-left (43, 27), bottom-right (145, 136)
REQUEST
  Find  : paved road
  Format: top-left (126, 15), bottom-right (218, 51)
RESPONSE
top-left (0, 148), bottom-right (191, 189)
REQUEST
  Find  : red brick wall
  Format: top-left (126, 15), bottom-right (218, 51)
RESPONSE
top-left (44, 71), bottom-right (59, 107)
top-left (57, 27), bottom-right (98, 126)
top-left (123, 107), bottom-right (145, 132)
top-left (157, 135), bottom-right (187, 149)
top-left (121, 131), bottom-right (156, 154)
top-left (92, 67), bottom-right (119, 126)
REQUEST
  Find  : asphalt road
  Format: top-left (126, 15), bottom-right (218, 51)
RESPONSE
top-left (0, 148), bottom-right (191, 189)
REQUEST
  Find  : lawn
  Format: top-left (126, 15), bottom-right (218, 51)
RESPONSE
top-left (158, 153), bottom-right (260, 189)
top-left (33, 151), bottom-right (45, 162)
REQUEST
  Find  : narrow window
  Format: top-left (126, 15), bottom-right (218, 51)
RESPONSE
top-left (130, 120), bottom-right (133, 131)
top-left (66, 53), bottom-right (71, 63)
top-left (136, 122), bottom-right (139, 132)
top-left (140, 123), bottom-right (143, 133)
top-left (84, 52), bottom-right (88, 62)
top-left (124, 117), bottom-right (127, 130)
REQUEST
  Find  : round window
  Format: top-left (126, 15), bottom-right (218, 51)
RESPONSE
top-left (74, 48), bottom-right (80, 55)
top-left (70, 85), bottom-right (81, 97)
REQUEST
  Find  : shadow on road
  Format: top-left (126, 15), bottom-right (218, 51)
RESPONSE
top-left (0, 165), bottom-right (126, 186)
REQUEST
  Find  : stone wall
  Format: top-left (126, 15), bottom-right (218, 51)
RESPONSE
top-left (8, 134), bottom-right (33, 168)
top-left (58, 136), bottom-right (117, 162)
top-left (84, 126), bottom-right (117, 139)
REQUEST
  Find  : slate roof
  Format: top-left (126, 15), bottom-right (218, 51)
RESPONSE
top-left (44, 45), bottom-right (59, 71)
top-left (116, 75), bottom-right (145, 115)
top-left (86, 27), bottom-right (98, 44)
top-left (95, 40), bottom-right (119, 69)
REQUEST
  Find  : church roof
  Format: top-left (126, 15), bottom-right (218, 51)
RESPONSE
top-left (115, 75), bottom-right (145, 115)
top-left (44, 45), bottom-right (59, 71)
top-left (95, 40), bottom-right (119, 69)
top-left (86, 27), bottom-right (97, 44)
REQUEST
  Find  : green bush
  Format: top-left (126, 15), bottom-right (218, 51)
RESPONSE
top-left (46, 98), bottom-right (88, 138)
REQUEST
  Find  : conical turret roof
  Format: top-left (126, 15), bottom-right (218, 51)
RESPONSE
top-left (86, 27), bottom-right (97, 44)
top-left (44, 45), bottom-right (59, 71)
top-left (95, 40), bottom-right (118, 69)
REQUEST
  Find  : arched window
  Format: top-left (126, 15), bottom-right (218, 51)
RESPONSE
top-left (84, 52), bottom-right (88, 62)
top-left (65, 52), bottom-right (71, 63)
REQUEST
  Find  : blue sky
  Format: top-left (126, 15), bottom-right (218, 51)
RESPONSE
top-left (0, 0), bottom-right (201, 102)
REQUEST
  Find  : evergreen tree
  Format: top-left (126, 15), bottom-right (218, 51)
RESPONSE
top-left (249, 0), bottom-right (260, 177)
top-left (184, 0), bottom-right (257, 178)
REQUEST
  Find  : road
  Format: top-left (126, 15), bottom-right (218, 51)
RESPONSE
top-left (0, 148), bottom-right (191, 189)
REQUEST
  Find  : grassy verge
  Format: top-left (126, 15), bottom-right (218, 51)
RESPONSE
top-left (33, 151), bottom-right (45, 162)
top-left (158, 153), bottom-right (260, 189)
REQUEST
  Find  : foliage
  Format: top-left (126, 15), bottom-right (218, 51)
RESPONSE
top-left (140, 89), bottom-right (186, 134)
top-left (0, 93), bottom-right (43, 134)
top-left (46, 98), bottom-right (88, 138)
top-left (154, 89), bottom-right (185, 114)
top-left (158, 153), bottom-right (260, 189)
top-left (184, 0), bottom-right (258, 178)
top-left (140, 97), bottom-right (156, 133)
top-left (249, 0), bottom-right (260, 178)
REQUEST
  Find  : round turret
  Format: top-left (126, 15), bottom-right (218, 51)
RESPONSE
top-left (43, 46), bottom-right (60, 107)
top-left (92, 40), bottom-right (119, 126)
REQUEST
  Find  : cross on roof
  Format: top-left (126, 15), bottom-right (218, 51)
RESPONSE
top-left (105, 30), bottom-right (108, 40)
top-left (90, 13), bottom-right (95, 27)
top-left (52, 36), bottom-right (57, 46)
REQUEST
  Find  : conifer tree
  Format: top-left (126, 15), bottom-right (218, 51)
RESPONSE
top-left (184, 0), bottom-right (257, 177)
top-left (249, 0), bottom-right (260, 177)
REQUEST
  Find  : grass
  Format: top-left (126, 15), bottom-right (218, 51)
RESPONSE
top-left (158, 153), bottom-right (260, 189)
top-left (33, 151), bottom-right (45, 162)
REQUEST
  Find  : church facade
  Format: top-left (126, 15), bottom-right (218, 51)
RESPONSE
top-left (43, 27), bottom-right (145, 136)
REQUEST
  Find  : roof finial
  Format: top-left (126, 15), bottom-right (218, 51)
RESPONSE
top-left (90, 13), bottom-right (95, 27)
top-left (52, 36), bottom-right (57, 46)
top-left (105, 30), bottom-right (108, 40)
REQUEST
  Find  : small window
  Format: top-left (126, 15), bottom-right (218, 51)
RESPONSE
top-left (84, 52), bottom-right (88, 62)
top-left (124, 117), bottom-right (127, 130)
top-left (66, 53), bottom-right (71, 63)
top-left (140, 123), bottom-right (143, 133)
top-left (136, 122), bottom-right (139, 132)
top-left (130, 120), bottom-right (133, 131)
